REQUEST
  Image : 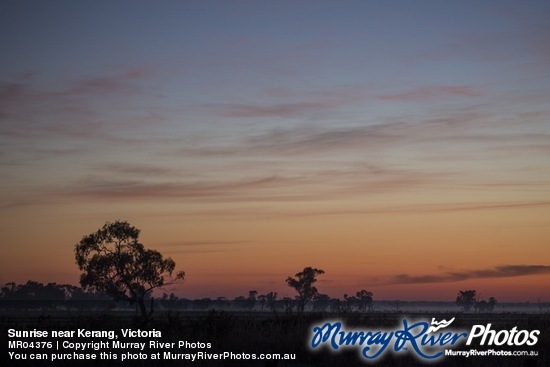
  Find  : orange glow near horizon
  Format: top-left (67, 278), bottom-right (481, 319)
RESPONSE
top-left (1, 203), bottom-right (548, 302)
top-left (1, 2), bottom-right (549, 305)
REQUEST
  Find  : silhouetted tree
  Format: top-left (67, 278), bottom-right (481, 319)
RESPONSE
top-left (456, 290), bottom-right (477, 311)
top-left (264, 291), bottom-right (278, 312)
top-left (475, 296), bottom-right (497, 312)
top-left (233, 296), bottom-right (245, 308)
top-left (214, 297), bottom-right (230, 310)
top-left (474, 300), bottom-right (488, 312)
top-left (312, 294), bottom-right (331, 312)
top-left (1, 281), bottom-right (112, 311)
top-left (286, 267), bottom-right (324, 312)
top-left (282, 297), bottom-right (295, 313)
top-left (393, 299), bottom-right (401, 313)
top-left (356, 290), bottom-right (374, 312)
top-left (1, 281), bottom-right (65, 301)
top-left (257, 294), bottom-right (267, 310)
top-left (233, 291), bottom-right (257, 311)
top-left (159, 292), bottom-right (179, 310)
top-left (1, 282), bottom-right (17, 296)
top-left (74, 220), bottom-right (184, 319)
top-left (193, 298), bottom-right (212, 311)
top-left (487, 297), bottom-right (497, 311)
top-left (342, 294), bottom-right (356, 313)
top-left (248, 290), bottom-right (258, 300)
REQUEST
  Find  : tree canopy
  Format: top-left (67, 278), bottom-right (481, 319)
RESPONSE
top-left (286, 267), bottom-right (325, 312)
top-left (74, 220), bottom-right (184, 318)
top-left (456, 290), bottom-right (477, 311)
top-left (456, 289), bottom-right (498, 313)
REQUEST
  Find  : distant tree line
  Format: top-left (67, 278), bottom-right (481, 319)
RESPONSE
top-left (456, 289), bottom-right (497, 312)
top-left (0, 280), bottom-right (113, 310)
top-left (1, 221), bottom-right (514, 316)
top-left (155, 288), bottom-right (374, 313)
top-left (0, 280), bottom-right (373, 313)
top-left (0, 279), bottom-right (518, 315)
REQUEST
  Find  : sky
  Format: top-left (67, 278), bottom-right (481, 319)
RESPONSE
top-left (1, 0), bottom-right (549, 302)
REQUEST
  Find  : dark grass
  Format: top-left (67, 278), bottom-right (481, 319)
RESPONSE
top-left (1, 310), bottom-right (549, 366)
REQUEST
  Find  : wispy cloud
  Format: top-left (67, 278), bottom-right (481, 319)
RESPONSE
top-left (178, 123), bottom-right (409, 157)
top-left (160, 241), bottom-right (247, 247)
top-left (209, 84), bottom-right (481, 119)
top-left (377, 85), bottom-right (481, 101)
top-left (30, 148), bottom-right (88, 159)
top-left (66, 175), bottom-right (300, 201)
top-left (0, 67), bottom-right (152, 140)
top-left (0, 162), bottom-right (445, 209)
top-left (98, 163), bottom-right (182, 177)
top-left (67, 68), bottom-right (147, 95)
top-left (215, 101), bottom-right (344, 118)
top-left (159, 200), bottom-right (550, 220)
top-left (159, 241), bottom-right (248, 254)
top-left (245, 124), bottom-right (405, 155)
top-left (381, 265), bottom-right (550, 285)
top-left (55, 160), bottom-right (452, 205)
top-left (300, 200), bottom-right (550, 217)
top-left (178, 109), bottom-right (549, 161)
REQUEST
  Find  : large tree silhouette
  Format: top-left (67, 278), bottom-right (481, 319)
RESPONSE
top-left (286, 267), bottom-right (324, 312)
top-left (356, 289), bottom-right (374, 312)
top-left (74, 220), bottom-right (184, 318)
top-left (456, 289), bottom-right (476, 311)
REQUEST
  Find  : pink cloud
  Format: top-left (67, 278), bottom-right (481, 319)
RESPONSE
top-left (69, 68), bottom-right (148, 94)
top-left (380, 265), bottom-right (550, 286)
top-left (0, 67), bottom-right (161, 140)
top-left (66, 175), bottom-right (295, 201)
top-left (378, 85), bottom-right (481, 101)
top-left (216, 101), bottom-right (344, 118)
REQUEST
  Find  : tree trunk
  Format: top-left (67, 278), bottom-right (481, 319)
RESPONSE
top-left (148, 297), bottom-right (155, 318)
top-left (137, 296), bottom-right (147, 319)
